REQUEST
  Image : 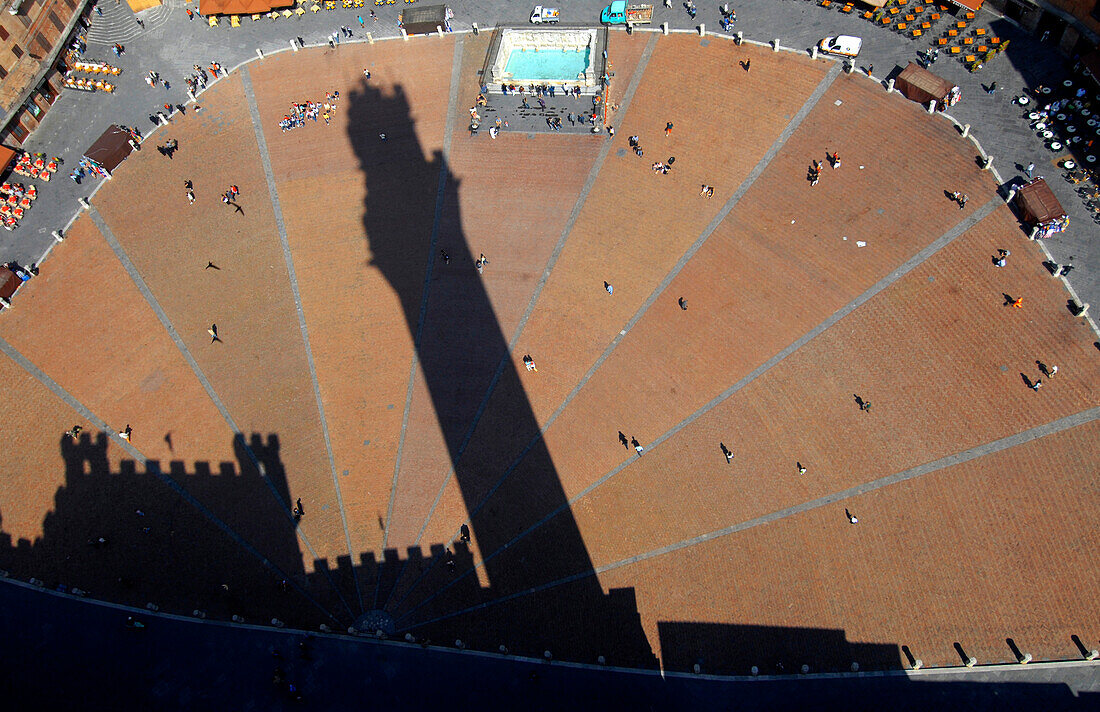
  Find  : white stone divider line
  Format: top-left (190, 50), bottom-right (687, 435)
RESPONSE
top-left (88, 204), bottom-right (356, 620)
top-left (382, 32), bottom-right (662, 618)
top-left (401, 406), bottom-right (1099, 633)
top-left (396, 191), bottom-right (1003, 625)
top-left (394, 58), bottom-right (844, 623)
top-left (241, 65), bottom-right (363, 616)
top-left (376, 34), bottom-right (467, 612)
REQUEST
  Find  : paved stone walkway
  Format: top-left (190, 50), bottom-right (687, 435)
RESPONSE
top-left (3, 0), bottom-right (1098, 314)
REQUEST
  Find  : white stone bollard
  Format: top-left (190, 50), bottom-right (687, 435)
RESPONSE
top-left (698, 24), bottom-right (705, 36)
top-left (0, 296), bottom-right (10, 309)
top-left (851, 662), bottom-right (860, 672)
top-left (965, 656), bottom-right (977, 667)
top-left (187, 89), bottom-right (195, 101)
top-left (291, 39), bottom-right (298, 52)
top-left (368, 32), bottom-right (374, 44)
top-left (401, 28), bottom-right (408, 41)
top-left (256, 48), bottom-right (263, 59)
top-left (499, 645), bottom-right (509, 654)
top-left (319, 624), bottom-right (331, 633)
top-left (928, 100), bottom-right (936, 114)
top-left (750, 666), bottom-right (759, 676)
top-left (1019, 652), bottom-right (1032, 664)
top-left (232, 615), bottom-right (245, 623)
top-left (801, 665), bottom-right (810, 674)
top-left (52, 230), bottom-right (64, 242)
top-left (78, 197), bottom-right (90, 208)
top-left (887, 78), bottom-right (895, 93)
top-left (543, 650), bottom-right (553, 660)
top-left (773, 39), bottom-right (780, 52)
top-left (913, 659), bottom-right (923, 670)
top-left (984, 155), bottom-right (993, 170)
top-left (811, 46), bottom-right (818, 60)
top-left (145, 603), bottom-right (159, 611)
top-left (735, 31), bottom-right (742, 45)
top-left (1075, 302), bottom-right (1090, 317)
top-left (961, 123), bottom-right (970, 138)
top-left (471, 22), bottom-right (478, 35)
top-left (597, 656), bottom-right (606, 665)
top-left (436, 25), bottom-right (444, 36)
top-left (693, 663), bottom-right (701, 673)
top-left (661, 22), bottom-right (668, 35)
top-left (271, 618), bottom-right (285, 628)
top-left (1029, 226), bottom-right (1039, 240)
top-left (192, 609), bottom-right (206, 619)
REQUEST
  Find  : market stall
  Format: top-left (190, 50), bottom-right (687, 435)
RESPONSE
top-left (83, 125), bottom-right (134, 178)
top-left (1014, 178), bottom-right (1069, 239)
top-left (895, 62), bottom-right (960, 110)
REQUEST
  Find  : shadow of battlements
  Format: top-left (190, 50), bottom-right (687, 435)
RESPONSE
top-left (0, 431), bottom-right (330, 628)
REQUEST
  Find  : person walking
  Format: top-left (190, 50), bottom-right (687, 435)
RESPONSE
top-left (720, 443), bottom-right (733, 463)
top-left (604, 281), bottom-right (614, 295)
top-left (678, 296), bottom-right (688, 310)
top-left (797, 462), bottom-right (807, 475)
top-left (845, 508), bottom-right (859, 524)
top-left (631, 437), bottom-right (644, 455)
top-left (120, 424), bottom-right (132, 441)
top-left (208, 324), bottom-right (221, 343)
top-left (665, 121), bottom-right (674, 136)
top-left (1025, 162), bottom-right (1034, 179)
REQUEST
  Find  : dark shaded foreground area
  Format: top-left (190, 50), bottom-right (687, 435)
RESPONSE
top-left (2, 578), bottom-right (1098, 711)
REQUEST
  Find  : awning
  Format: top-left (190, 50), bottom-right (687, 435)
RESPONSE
top-left (1015, 178), bottom-right (1066, 225)
top-left (895, 63), bottom-right (957, 107)
top-left (943, 0), bottom-right (983, 11)
top-left (198, 0), bottom-right (293, 15)
top-left (856, 0), bottom-right (887, 7)
top-left (0, 145), bottom-right (17, 174)
top-left (83, 125), bottom-right (133, 173)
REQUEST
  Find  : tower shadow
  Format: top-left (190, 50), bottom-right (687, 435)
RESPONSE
top-left (348, 78), bottom-right (657, 666)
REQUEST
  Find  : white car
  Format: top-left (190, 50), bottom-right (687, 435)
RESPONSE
top-left (819, 35), bottom-right (863, 58)
top-left (530, 5), bottom-right (560, 23)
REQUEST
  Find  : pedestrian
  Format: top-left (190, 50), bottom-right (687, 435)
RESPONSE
top-left (678, 296), bottom-right (688, 310)
top-left (1029, 378), bottom-right (1042, 391)
top-left (136, 18), bottom-right (144, 29)
top-left (66, 425), bottom-right (82, 440)
top-left (229, 184), bottom-right (239, 197)
top-left (187, 189), bottom-right (195, 205)
top-left (523, 354), bottom-right (538, 372)
top-left (1010, 296), bottom-right (1023, 309)
top-left (845, 508), bottom-right (859, 524)
top-left (475, 253), bottom-right (487, 273)
top-left (357, 15), bottom-right (364, 27)
top-left (370, 9), bottom-right (377, 20)
top-left (460, 524), bottom-right (471, 542)
top-left (605, 281), bottom-right (614, 295)
top-left (363, 69), bottom-right (371, 79)
top-left (1025, 162), bottom-right (1034, 179)
top-left (830, 151), bottom-right (840, 169)
top-left (720, 443), bottom-right (733, 463)
top-left (866, 63), bottom-right (873, 76)
top-left (567, 112), bottom-right (575, 126)
top-left (120, 424), bottom-right (132, 441)
top-left (208, 324), bottom-right (220, 343)
top-left (665, 121), bottom-right (673, 136)
top-left (631, 437), bottom-right (644, 455)
top-left (607, 125), bottom-right (615, 138)
top-left (440, 249), bottom-right (450, 265)
top-left (296, 498), bottom-right (304, 517)
top-left (741, 59), bottom-right (750, 72)
top-left (186, 8), bottom-right (193, 20)
top-left (986, 81), bottom-right (997, 94)
top-left (797, 462), bottom-right (806, 475)
top-left (958, 193), bottom-right (969, 209)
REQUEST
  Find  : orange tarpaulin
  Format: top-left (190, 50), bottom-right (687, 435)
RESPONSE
top-left (0, 146), bottom-right (16, 175)
top-left (198, 0), bottom-right (293, 15)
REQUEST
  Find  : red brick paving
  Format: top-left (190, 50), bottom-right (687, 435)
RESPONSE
top-left (400, 39), bottom-right (831, 609)
top-left (91, 74), bottom-right (347, 574)
top-left (0, 34), bottom-right (1096, 671)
